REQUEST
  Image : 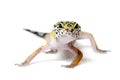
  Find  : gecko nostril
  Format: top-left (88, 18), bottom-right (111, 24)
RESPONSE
top-left (66, 29), bottom-right (68, 31)
top-left (71, 29), bottom-right (74, 32)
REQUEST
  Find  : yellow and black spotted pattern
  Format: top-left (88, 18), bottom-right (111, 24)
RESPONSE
top-left (54, 21), bottom-right (81, 38)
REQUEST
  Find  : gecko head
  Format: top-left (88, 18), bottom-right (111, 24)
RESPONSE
top-left (54, 21), bottom-right (81, 39)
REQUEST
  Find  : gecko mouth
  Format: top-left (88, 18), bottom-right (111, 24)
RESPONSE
top-left (58, 31), bottom-right (74, 39)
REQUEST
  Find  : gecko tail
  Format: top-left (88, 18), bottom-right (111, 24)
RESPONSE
top-left (24, 28), bottom-right (47, 38)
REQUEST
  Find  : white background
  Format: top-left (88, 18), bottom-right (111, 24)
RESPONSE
top-left (0, 0), bottom-right (120, 80)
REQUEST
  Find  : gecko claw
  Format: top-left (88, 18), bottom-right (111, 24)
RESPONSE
top-left (61, 65), bottom-right (75, 68)
top-left (15, 62), bottom-right (29, 67)
top-left (97, 49), bottom-right (111, 53)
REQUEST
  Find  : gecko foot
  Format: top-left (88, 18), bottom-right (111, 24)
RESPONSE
top-left (15, 62), bottom-right (29, 67)
top-left (61, 64), bottom-right (75, 68)
top-left (97, 49), bottom-right (111, 53)
top-left (45, 49), bottom-right (57, 54)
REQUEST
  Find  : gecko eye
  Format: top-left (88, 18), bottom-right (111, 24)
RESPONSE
top-left (58, 24), bottom-right (63, 28)
top-left (75, 24), bottom-right (79, 29)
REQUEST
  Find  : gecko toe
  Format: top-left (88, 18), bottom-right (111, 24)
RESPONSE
top-left (61, 65), bottom-right (75, 68)
top-left (98, 49), bottom-right (111, 53)
top-left (15, 62), bottom-right (29, 67)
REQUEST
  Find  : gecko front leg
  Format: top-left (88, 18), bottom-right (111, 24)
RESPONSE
top-left (79, 31), bottom-right (109, 53)
top-left (15, 45), bottom-right (49, 66)
top-left (62, 44), bottom-right (83, 68)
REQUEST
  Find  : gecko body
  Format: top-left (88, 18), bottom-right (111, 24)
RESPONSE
top-left (16, 21), bottom-right (109, 68)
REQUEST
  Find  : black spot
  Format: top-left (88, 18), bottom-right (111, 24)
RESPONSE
top-left (58, 24), bottom-right (62, 28)
top-left (54, 25), bottom-right (56, 27)
top-left (67, 24), bottom-right (72, 27)
top-left (71, 29), bottom-right (74, 32)
top-left (58, 28), bottom-right (61, 30)
top-left (75, 24), bottom-right (79, 28)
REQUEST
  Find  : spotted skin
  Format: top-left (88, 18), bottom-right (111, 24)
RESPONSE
top-left (54, 21), bottom-right (81, 38)
top-left (16, 21), bottom-right (109, 68)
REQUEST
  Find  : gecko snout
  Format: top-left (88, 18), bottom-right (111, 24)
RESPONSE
top-left (66, 29), bottom-right (74, 32)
